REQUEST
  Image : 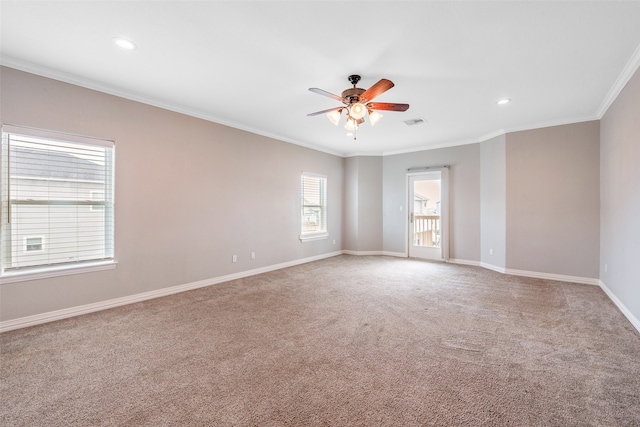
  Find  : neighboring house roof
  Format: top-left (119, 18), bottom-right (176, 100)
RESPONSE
top-left (10, 146), bottom-right (105, 182)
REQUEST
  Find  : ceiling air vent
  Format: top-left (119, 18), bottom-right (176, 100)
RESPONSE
top-left (403, 118), bottom-right (425, 126)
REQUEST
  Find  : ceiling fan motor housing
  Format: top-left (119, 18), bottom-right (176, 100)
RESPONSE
top-left (342, 87), bottom-right (365, 104)
top-left (307, 74), bottom-right (408, 121)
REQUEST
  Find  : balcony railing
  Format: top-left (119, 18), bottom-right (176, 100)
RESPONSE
top-left (413, 214), bottom-right (440, 248)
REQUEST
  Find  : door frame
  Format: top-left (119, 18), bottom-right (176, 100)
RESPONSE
top-left (406, 168), bottom-right (450, 261)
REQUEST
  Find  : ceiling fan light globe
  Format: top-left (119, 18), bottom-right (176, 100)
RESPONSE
top-left (369, 110), bottom-right (383, 126)
top-left (345, 117), bottom-right (358, 131)
top-left (326, 109), bottom-right (342, 126)
top-left (349, 102), bottom-right (367, 120)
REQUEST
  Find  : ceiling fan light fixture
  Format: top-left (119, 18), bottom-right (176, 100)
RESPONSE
top-left (345, 117), bottom-right (358, 131)
top-left (349, 102), bottom-right (367, 120)
top-left (369, 110), bottom-right (383, 126)
top-left (326, 109), bottom-right (342, 126)
top-left (308, 75), bottom-right (409, 138)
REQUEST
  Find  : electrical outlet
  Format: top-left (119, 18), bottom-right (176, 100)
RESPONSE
top-left (605, 263), bottom-right (608, 273)
top-left (333, 240), bottom-right (336, 245)
top-left (489, 248), bottom-right (493, 255)
top-left (251, 252), bottom-right (255, 260)
top-left (232, 255), bottom-right (237, 263)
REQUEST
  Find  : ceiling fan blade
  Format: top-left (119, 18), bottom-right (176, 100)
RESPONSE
top-left (367, 102), bottom-right (410, 112)
top-left (307, 106), bottom-right (343, 117)
top-left (360, 79), bottom-right (394, 102)
top-left (308, 88), bottom-right (345, 103)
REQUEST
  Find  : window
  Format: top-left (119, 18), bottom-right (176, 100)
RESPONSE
top-left (300, 173), bottom-right (327, 241)
top-left (1, 125), bottom-right (115, 279)
top-left (24, 236), bottom-right (44, 252)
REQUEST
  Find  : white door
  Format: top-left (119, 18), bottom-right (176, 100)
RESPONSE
top-left (408, 170), bottom-right (449, 261)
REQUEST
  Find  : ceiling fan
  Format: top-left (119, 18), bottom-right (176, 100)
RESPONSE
top-left (307, 75), bottom-right (409, 139)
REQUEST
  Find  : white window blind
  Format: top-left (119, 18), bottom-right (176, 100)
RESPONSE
top-left (300, 173), bottom-right (327, 240)
top-left (1, 125), bottom-right (115, 275)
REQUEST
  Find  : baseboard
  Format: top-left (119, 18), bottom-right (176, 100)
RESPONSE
top-left (2, 252), bottom-right (629, 334)
top-left (342, 251), bottom-right (408, 258)
top-left (382, 251), bottom-right (407, 258)
top-left (450, 258), bottom-right (483, 267)
top-left (0, 251), bottom-right (342, 333)
top-left (598, 280), bottom-right (640, 334)
top-left (504, 267), bottom-right (599, 286)
top-left (342, 250), bottom-right (385, 256)
top-left (479, 262), bottom-right (506, 273)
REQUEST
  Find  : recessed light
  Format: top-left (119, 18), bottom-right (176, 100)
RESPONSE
top-left (497, 98), bottom-right (511, 105)
top-left (112, 37), bottom-right (136, 50)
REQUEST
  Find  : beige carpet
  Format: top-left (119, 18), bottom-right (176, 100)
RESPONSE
top-left (1, 255), bottom-right (639, 426)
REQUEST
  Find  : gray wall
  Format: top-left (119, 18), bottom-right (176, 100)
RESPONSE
top-left (480, 134), bottom-right (506, 269)
top-left (2, 65), bottom-right (638, 328)
top-left (343, 157), bottom-right (359, 250)
top-left (505, 121), bottom-right (600, 278)
top-left (382, 144), bottom-right (481, 261)
top-left (343, 156), bottom-right (383, 253)
top-left (600, 67), bottom-right (640, 324)
top-left (0, 67), bottom-right (344, 321)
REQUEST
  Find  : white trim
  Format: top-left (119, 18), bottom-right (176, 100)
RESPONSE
top-left (596, 42), bottom-right (640, 118)
top-left (477, 128), bottom-right (506, 143)
top-left (3, 253), bottom-right (635, 335)
top-left (479, 261), bottom-right (506, 273)
top-left (382, 251), bottom-right (406, 258)
top-left (454, 259), bottom-right (599, 285)
top-left (0, 253), bottom-right (340, 333)
top-left (449, 258), bottom-right (483, 267)
top-left (501, 114), bottom-right (598, 136)
top-left (299, 232), bottom-right (328, 242)
top-left (598, 280), bottom-right (640, 334)
top-left (448, 260), bottom-right (602, 287)
top-left (504, 267), bottom-right (599, 286)
top-left (0, 61), bottom-right (616, 160)
top-left (0, 261), bottom-right (117, 285)
top-left (380, 114), bottom-right (597, 157)
top-left (342, 250), bottom-right (384, 256)
top-left (0, 61), bottom-right (345, 157)
top-left (2, 123), bottom-right (114, 148)
top-left (300, 172), bottom-right (328, 240)
top-left (406, 170), bottom-right (449, 262)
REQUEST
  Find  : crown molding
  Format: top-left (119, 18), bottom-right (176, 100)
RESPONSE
top-left (596, 42), bottom-right (640, 119)
top-left (0, 59), bottom-right (346, 158)
top-left (4, 45), bottom-right (636, 160)
top-left (503, 114), bottom-right (599, 135)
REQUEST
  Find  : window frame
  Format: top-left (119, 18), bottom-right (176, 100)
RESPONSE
top-left (299, 172), bottom-right (328, 242)
top-left (0, 124), bottom-right (116, 284)
top-left (23, 235), bottom-right (45, 253)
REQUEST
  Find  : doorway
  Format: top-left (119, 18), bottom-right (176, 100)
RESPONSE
top-left (408, 170), bottom-right (449, 261)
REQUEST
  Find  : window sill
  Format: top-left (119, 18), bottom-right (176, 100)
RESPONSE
top-left (299, 232), bottom-right (329, 242)
top-left (0, 260), bottom-right (117, 285)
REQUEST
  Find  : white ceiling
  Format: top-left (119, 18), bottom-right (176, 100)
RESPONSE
top-left (2, 1), bottom-right (640, 157)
